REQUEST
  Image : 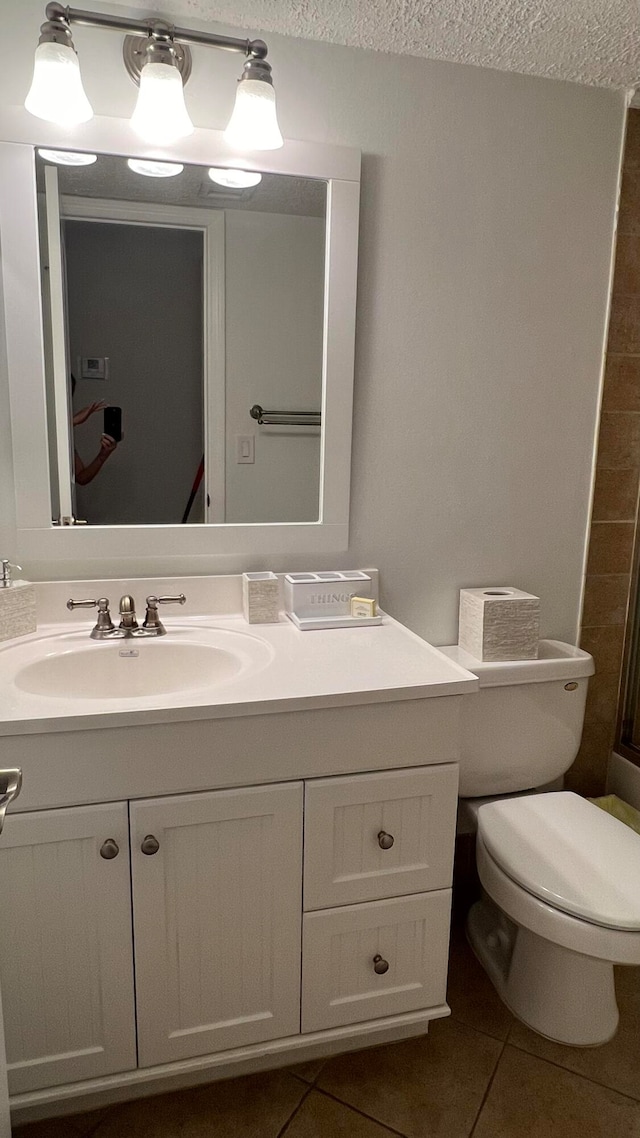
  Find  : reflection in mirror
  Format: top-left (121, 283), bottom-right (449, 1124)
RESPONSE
top-left (36, 150), bottom-right (327, 526)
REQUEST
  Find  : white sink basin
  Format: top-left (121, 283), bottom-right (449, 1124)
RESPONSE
top-left (0, 607), bottom-right (478, 731)
top-left (5, 625), bottom-right (273, 704)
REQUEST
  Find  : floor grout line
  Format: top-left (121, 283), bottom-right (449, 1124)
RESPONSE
top-left (311, 1085), bottom-right (409, 1136)
top-left (276, 1083), bottom-right (314, 1138)
top-left (82, 1102), bottom-right (126, 1137)
top-left (505, 1037), bottom-right (640, 1105)
top-left (448, 1012), bottom-right (513, 1048)
top-left (467, 1038), bottom-right (508, 1138)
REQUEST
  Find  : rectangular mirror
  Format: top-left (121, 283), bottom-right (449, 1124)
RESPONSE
top-left (0, 116), bottom-right (359, 565)
top-left (36, 150), bottom-right (326, 527)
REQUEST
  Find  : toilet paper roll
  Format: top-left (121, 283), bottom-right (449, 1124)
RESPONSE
top-left (459, 587), bottom-right (540, 662)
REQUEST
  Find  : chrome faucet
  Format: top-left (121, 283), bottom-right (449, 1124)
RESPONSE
top-left (118, 594), bottom-right (138, 632)
top-left (67, 593), bottom-right (186, 639)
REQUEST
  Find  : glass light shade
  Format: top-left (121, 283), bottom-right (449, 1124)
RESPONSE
top-left (38, 149), bottom-right (97, 166)
top-left (224, 80), bottom-right (283, 151)
top-left (127, 158), bottom-right (184, 178)
top-left (25, 41), bottom-right (93, 126)
top-left (130, 62), bottom-right (194, 145)
top-left (208, 167), bottom-right (262, 188)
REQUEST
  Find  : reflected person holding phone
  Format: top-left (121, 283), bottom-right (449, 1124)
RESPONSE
top-left (71, 377), bottom-right (120, 485)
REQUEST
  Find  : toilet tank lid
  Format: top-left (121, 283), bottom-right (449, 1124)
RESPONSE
top-left (478, 792), bottom-right (640, 931)
top-left (439, 640), bottom-right (594, 688)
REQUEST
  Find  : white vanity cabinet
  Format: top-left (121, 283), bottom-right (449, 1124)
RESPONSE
top-left (130, 783), bottom-right (303, 1067)
top-left (0, 803), bottom-right (136, 1094)
top-left (301, 765), bottom-right (457, 1032)
top-left (0, 710), bottom-right (464, 1118)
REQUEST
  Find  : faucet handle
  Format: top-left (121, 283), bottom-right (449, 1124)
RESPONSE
top-left (67, 597), bottom-right (115, 634)
top-left (143, 594), bottom-right (186, 633)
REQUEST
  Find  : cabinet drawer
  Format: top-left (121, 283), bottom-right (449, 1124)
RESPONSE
top-left (304, 765), bottom-right (458, 909)
top-left (302, 890), bottom-right (451, 1032)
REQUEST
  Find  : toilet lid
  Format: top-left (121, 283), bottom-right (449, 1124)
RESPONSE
top-left (477, 792), bottom-right (640, 930)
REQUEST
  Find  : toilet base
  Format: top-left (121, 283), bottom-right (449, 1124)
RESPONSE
top-left (467, 897), bottom-right (619, 1046)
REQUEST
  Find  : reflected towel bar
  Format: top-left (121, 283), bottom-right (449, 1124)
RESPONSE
top-left (250, 404), bottom-right (321, 426)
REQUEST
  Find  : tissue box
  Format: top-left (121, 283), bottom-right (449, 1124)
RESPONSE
top-left (284, 571), bottom-right (373, 620)
top-left (0, 581), bottom-right (36, 643)
top-left (459, 586), bottom-right (539, 662)
top-left (242, 572), bottom-right (280, 624)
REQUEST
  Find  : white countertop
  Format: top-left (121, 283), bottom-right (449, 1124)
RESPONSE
top-left (0, 612), bottom-right (478, 736)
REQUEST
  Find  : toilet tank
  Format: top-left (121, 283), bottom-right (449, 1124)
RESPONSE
top-left (439, 641), bottom-right (595, 797)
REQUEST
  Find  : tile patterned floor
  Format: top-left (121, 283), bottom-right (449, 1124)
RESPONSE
top-left (13, 925), bottom-right (640, 1138)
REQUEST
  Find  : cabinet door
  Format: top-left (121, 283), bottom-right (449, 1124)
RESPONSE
top-left (304, 765), bottom-right (458, 909)
top-left (0, 803), bottom-right (136, 1094)
top-left (302, 890), bottom-right (451, 1032)
top-left (131, 782), bottom-right (303, 1067)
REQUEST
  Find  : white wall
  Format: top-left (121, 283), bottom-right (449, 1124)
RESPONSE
top-left (0, 1), bottom-right (627, 646)
top-left (224, 210), bottom-right (324, 523)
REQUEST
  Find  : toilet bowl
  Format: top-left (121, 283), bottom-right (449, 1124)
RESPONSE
top-left (468, 791), bottom-right (640, 1045)
top-left (439, 639), bottom-right (640, 1045)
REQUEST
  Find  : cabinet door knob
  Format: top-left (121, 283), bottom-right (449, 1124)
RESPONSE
top-left (100, 838), bottom-right (119, 860)
top-left (378, 830), bottom-right (394, 850)
top-left (141, 834), bottom-right (160, 856)
top-left (373, 954), bottom-right (389, 975)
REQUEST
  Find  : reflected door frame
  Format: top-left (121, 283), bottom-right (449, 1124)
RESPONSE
top-left (58, 195), bottom-right (226, 523)
top-left (0, 984), bottom-right (8, 1138)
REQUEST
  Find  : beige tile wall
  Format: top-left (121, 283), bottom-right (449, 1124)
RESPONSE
top-left (569, 110), bottom-right (640, 795)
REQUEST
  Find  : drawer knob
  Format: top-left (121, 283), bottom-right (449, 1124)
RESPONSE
top-left (141, 834), bottom-right (160, 856)
top-left (373, 954), bottom-right (389, 975)
top-left (378, 830), bottom-right (394, 850)
top-left (100, 838), bottom-right (119, 860)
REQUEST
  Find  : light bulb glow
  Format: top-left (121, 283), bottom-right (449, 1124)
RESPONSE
top-left (25, 41), bottom-right (93, 126)
top-left (224, 80), bottom-right (283, 151)
top-left (127, 158), bottom-right (184, 178)
top-left (208, 167), bottom-right (262, 188)
top-left (130, 62), bottom-right (194, 145)
top-left (38, 149), bottom-right (97, 166)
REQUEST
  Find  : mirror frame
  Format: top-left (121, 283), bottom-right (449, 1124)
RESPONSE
top-left (0, 108), bottom-right (360, 565)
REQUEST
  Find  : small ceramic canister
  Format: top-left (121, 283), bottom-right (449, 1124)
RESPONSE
top-left (242, 572), bottom-right (280, 624)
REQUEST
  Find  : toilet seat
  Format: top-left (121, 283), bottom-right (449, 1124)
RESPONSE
top-left (476, 834), bottom-right (640, 964)
top-left (477, 791), bottom-right (640, 931)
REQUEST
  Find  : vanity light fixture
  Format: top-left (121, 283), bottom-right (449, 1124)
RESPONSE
top-left (129, 27), bottom-right (194, 145)
top-left (37, 148), bottom-right (97, 165)
top-left (26, 3), bottom-right (284, 151)
top-left (208, 167), bottom-right (262, 189)
top-left (223, 56), bottom-right (284, 151)
top-left (127, 158), bottom-right (184, 178)
top-left (25, 12), bottom-right (92, 125)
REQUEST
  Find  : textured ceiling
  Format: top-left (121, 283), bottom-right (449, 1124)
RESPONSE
top-left (109, 0), bottom-right (639, 89)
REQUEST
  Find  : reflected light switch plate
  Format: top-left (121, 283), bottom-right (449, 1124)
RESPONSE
top-left (80, 356), bottom-right (109, 380)
top-left (236, 435), bottom-right (255, 464)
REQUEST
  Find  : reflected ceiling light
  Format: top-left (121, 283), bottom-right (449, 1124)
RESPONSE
top-left (127, 158), bottom-right (184, 178)
top-left (208, 167), bottom-right (262, 189)
top-left (224, 54), bottom-right (283, 151)
top-left (26, 5), bottom-right (284, 153)
top-left (25, 7), bottom-right (92, 125)
top-left (37, 148), bottom-right (97, 165)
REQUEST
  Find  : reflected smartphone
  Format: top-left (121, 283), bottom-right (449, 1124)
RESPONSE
top-left (103, 406), bottom-right (122, 442)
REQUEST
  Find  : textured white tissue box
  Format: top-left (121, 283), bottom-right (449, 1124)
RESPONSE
top-left (242, 572), bottom-right (280, 624)
top-left (0, 581), bottom-right (36, 643)
top-left (458, 587), bottom-right (540, 662)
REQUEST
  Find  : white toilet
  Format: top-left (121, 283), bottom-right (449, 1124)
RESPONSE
top-left (441, 639), bottom-right (640, 1046)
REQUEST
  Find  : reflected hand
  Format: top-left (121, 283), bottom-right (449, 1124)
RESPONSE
top-left (73, 400), bottom-right (107, 427)
top-left (99, 434), bottom-right (117, 459)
